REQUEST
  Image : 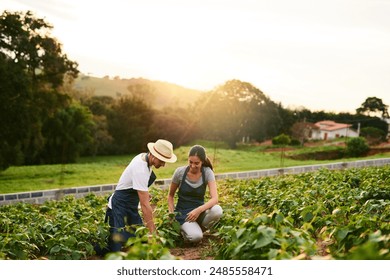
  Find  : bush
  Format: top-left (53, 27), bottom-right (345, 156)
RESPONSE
top-left (272, 134), bottom-right (291, 145)
top-left (345, 137), bottom-right (369, 157)
top-left (360, 127), bottom-right (386, 145)
top-left (290, 139), bottom-right (301, 146)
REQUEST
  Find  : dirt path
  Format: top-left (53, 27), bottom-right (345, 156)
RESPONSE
top-left (169, 233), bottom-right (217, 260)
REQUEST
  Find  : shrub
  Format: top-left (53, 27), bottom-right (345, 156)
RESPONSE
top-left (290, 139), bottom-right (301, 146)
top-left (272, 134), bottom-right (291, 145)
top-left (360, 127), bottom-right (386, 145)
top-left (345, 137), bottom-right (369, 157)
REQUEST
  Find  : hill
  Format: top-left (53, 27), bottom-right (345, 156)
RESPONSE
top-left (73, 74), bottom-right (205, 109)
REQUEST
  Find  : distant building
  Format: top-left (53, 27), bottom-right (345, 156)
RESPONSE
top-left (310, 120), bottom-right (359, 140)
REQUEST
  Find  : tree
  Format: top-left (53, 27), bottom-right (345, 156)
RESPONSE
top-left (108, 96), bottom-right (154, 154)
top-left (41, 103), bottom-right (95, 163)
top-left (291, 121), bottom-right (313, 145)
top-left (360, 127), bottom-right (386, 145)
top-left (77, 95), bottom-right (115, 155)
top-left (0, 53), bottom-right (30, 169)
top-left (88, 114), bottom-right (114, 156)
top-left (0, 10), bottom-right (78, 88)
top-left (356, 97), bottom-right (389, 118)
top-left (148, 107), bottom-right (199, 147)
top-left (199, 80), bottom-right (282, 148)
top-left (0, 10), bottom-right (80, 169)
top-left (83, 96), bottom-right (115, 116)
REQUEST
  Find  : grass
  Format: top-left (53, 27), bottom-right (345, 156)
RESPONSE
top-left (1, 140), bottom-right (389, 194)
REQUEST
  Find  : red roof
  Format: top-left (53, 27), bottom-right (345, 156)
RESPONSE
top-left (314, 120), bottom-right (352, 131)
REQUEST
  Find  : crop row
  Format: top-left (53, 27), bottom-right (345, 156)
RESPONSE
top-left (215, 166), bottom-right (390, 259)
top-left (0, 165), bottom-right (389, 259)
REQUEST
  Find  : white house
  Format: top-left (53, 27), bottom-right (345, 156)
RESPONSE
top-left (310, 120), bottom-right (359, 140)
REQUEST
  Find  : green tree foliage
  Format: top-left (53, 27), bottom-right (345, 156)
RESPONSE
top-left (356, 97), bottom-right (389, 118)
top-left (272, 134), bottom-right (291, 145)
top-left (0, 10), bottom-right (84, 169)
top-left (108, 96), bottom-right (154, 154)
top-left (88, 115), bottom-right (114, 156)
top-left (360, 127), bottom-right (387, 145)
top-left (77, 95), bottom-right (116, 155)
top-left (148, 107), bottom-right (199, 147)
top-left (345, 137), bottom-right (369, 157)
top-left (82, 95), bottom-right (115, 116)
top-left (0, 10), bottom-right (78, 88)
top-left (199, 80), bottom-right (282, 148)
top-left (276, 104), bottom-right (298, 135)
top-left (0, 53), bottom-right (31, 169)
top-left (41, 103), bottom-right (95, 163)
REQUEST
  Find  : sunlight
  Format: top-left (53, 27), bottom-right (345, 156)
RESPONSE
top-left (2, 0), bottom-right (390, 111)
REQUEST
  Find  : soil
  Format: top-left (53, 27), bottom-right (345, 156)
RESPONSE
top-left (366, 147), bottom-right (390, 156)
top-left (88, 232), bottom-right (218, 260)
top-left (288, 150), bottom-right (344, 160)
top-left (169, 232), bottom-right (217, 260)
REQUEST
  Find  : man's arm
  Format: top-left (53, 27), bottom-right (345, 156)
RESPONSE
top-left (137, 190), bottom-right (156, 233)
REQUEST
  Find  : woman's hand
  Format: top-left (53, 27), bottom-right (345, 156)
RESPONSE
top-left (185, 207), bottom-right (202, 222)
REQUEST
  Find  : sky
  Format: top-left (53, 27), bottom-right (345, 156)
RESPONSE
top-left (2, 0), bottom-right (390, 113)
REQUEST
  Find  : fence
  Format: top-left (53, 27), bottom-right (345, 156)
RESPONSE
top-left (1, 158), bottom-right (389, 206)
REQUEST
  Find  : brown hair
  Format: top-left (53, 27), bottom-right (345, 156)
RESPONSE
top-left (188, 145), bottom-right (213, 170)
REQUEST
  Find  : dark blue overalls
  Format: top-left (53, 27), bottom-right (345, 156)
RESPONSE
top-left (175, 166), bottom-right (207, 225)
top-left (103, 154), bottom-right (156, 253)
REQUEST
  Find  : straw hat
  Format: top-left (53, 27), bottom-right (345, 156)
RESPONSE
top-left (147, 139), bottom-right (177, 163)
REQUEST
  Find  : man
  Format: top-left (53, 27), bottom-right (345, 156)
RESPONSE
top-left (95, 139), bottom-right (177, 255)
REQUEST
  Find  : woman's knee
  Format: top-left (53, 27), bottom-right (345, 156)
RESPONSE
top-left (183, 230), bottom-right (203, 243)
top-left (206, 205), bottom-right (223, 221)
top-left (210, 205), bottom-right (223, 218)
top-left (202, 205), bottom-right (223, 229)
top-left (181, 222), bottom-right (203, 243)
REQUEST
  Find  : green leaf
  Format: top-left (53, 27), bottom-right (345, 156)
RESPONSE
top-left (335, 228), bottom-right (350, 242)
top-left (233, 241), bottom-right (247, 255)
top-left (236, 228), bottom-right (246, 239)
top-left (254, 226), bottom-right (276, 248)
top-left (50, 245), bottom-right (61, 254)
top-left (254, 236), bottom-right (273, 248)
top-left (302, 211), bottom-right (314, 222)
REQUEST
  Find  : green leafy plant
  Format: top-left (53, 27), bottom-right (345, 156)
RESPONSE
top-left (1, 166), bottom-right (389, 260)
top-left (345, 137), bottom-right (369, 157)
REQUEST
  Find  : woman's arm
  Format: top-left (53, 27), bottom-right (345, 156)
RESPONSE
top-left (167, 182), bottom-right (179, 213)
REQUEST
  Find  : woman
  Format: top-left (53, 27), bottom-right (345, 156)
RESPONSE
top-left (168, 145), bottom-right (223, 243)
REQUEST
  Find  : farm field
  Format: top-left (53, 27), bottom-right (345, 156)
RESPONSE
top-left (1, 165), bottom-right (389, 260)
top-left (1, 140), bottom-right (390, 194)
